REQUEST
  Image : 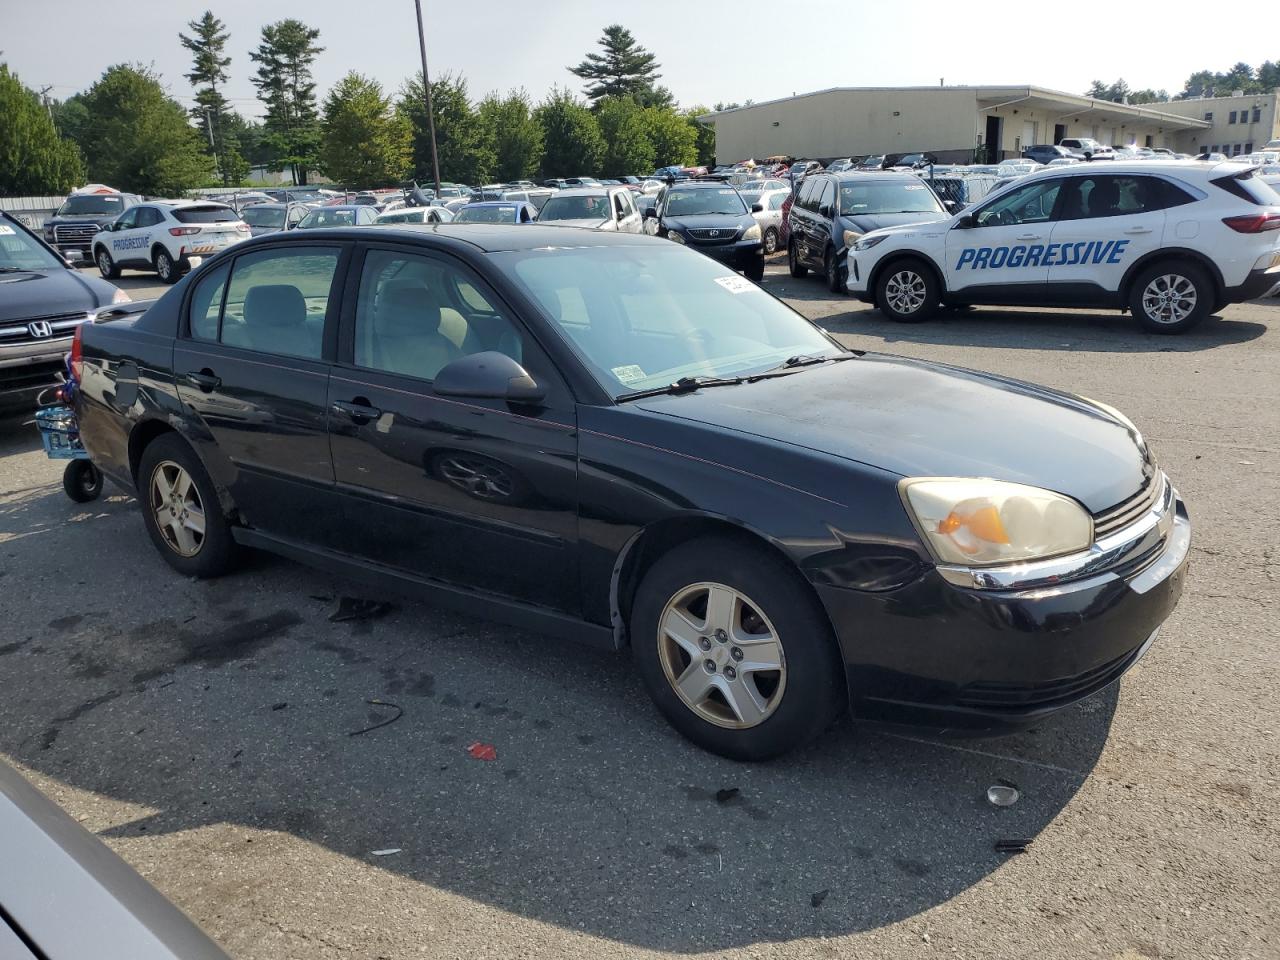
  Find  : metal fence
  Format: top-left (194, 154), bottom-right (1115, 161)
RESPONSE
top-left (0, 196), bottom-right (65, 229)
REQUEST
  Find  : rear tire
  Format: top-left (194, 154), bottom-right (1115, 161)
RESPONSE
top-left (875, 257), bottom-right (939, 322)
top-left (96, 247), bottom-right (120, 280)
top-left (787, 240), bottom-right (808, 278)
top-left (154, 248), bottom-right (180, 285)
top-left (1129, 260), bottom-right (1212, 334)
top-left (630, 536), bottom-right (845, 760)
top-left (824, 247), bottom-right (842, 293)
top-left (137, 433), bottom-right (237, 577)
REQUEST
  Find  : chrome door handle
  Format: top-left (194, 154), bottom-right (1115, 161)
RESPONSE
top-left (183, 370), bottom-right (220, 392)
top-left (331, 399), bottom-right (382, 423)
top-left (1125, 227), bottom-right (1153, 235)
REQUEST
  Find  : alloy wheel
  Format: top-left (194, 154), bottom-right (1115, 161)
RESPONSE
top-left (885, 270), bottom-right (927, 315)
top-left (1141, 274), bottom-right (1197, 325)
top-left (97, 252), bottom-right (111, 276)
top-left (438, 454), bottom-right (514, 501)
top-left (656, 581), bottom-right (786, 729)
top-left (156, 252), bottom-right (173, 281)
top-left (149, 460), bottom-right (206, 557)
top-left (764, 228), bottom-right (778, 255)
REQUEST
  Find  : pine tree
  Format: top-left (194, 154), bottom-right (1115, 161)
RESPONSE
top-left (250, 19), bottom-right (324, 184)
top-left (569, 25), bottom-right (662, 104)
top-left (179, 11), bottom-right (246, 185)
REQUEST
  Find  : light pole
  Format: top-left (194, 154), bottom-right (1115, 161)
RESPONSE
top-left (413, 0), bottom-right (443, 197)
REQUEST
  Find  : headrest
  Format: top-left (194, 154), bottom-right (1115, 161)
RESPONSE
top-left (374, 280), bottom-right (442, 338)
top-left (243, 284), bottom-right (305, 328)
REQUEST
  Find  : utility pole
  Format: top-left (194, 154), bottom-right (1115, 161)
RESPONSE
top-left (203, 105), bottom-right (221, 184)
top-left (413, 0), bottom-right (443, 197)
top-left (38, 85), bottom-right (54, 124)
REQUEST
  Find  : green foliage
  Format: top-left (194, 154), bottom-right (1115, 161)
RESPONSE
top-left (0, 65), bottom-right (84, 193)
top-left (399, 71), bottom-right (494, 185)
top-left (179, 11), bottom-right (246, 185)
top-left (320, 73), bottom-right (411, 187)
top-left (645, 105), bottom-right (697, 168)
top-left (534, 88), bottom-right (604, 178)
top-left (1177, 61), bottom-right (1280, 99)
top-left (596, 96), bottom-right (655, 177)
top-left (477, 90), bottom-right (544, 182)
top-left (570, 25), bottom-right (663, 105)
top-left (250, 19), bottom-right (324, 184)
top-left (78, 64), bottom-right (212, 194)
top-left (683, 105), bottom-right (716, 167)
top-left (1086, 79), bottom-right (1168, 104)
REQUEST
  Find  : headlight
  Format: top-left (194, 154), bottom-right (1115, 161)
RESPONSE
top-left (742, 223), bottom-right (761, 241)
top-left (843, 229), bottom-right (862, 248)
top-left (112, 288), bottom-right (132, 304)
top-left (853, 234), bottom-right (888, 252)
top-left (900, 478), bottom-right (1093, 567)
top-left (668, 230), bottom-right (686, 244)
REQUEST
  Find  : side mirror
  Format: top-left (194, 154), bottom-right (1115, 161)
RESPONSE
top-left (750, 202), bottom-right (763, 213)
top-left (818, 204), bottom-right (832, 217)
top-left (433, 351), bottom-right (545, 404)
top-left (953, 213), bottom-right (975, 229)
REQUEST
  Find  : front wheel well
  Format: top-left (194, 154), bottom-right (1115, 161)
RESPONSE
top-left (867, 251), bottom-right (946, 300)
top-left (611, 516), bottom-right (831, 648)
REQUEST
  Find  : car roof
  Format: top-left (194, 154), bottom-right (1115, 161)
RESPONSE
top-left (1015, 158), bottom-right (1248, 181)
top-left (462, 200), bottom-right (525, 207)
top-left (831, 171), bottom-right (925, 183)
top-left (549, 187), bottom-right (614, 197)
top-left (249, 223), bottom-right (656, 253)
top-left (311, 204), bottom-right (369, 211)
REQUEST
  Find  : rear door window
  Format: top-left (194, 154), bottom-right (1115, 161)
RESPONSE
top-left (218, 247), bottom-right (341, 359)
top-left (188, 262), bottom-right (230, 340)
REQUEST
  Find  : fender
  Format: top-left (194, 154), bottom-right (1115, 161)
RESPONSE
top-left (1118, 246), bottom-right (1226, 302)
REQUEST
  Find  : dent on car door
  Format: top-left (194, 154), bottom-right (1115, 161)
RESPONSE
top-left (327, 245), bottom-right (580, 612)
top-left (173, 243), bottom-right (350, 547)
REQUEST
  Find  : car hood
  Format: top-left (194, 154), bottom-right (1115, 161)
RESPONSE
top-left (541, 218), bottom-right (612, 230)
top-left (0, 269), bottom-right (116, 322)
top-left (631, 354), bottom-right (1151, 513)
top-left (45, 214), bottom-right (117, 225)
top-left (846, 212), bottom-right (952, 235)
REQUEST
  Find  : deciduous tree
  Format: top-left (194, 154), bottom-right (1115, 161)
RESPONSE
top-left (320, 73), bottom-right (411, 187)
top-left (0, 65), bottom-right (84, 194)
top-left (399, 71), bottom-right (493, 184)
top-left (477, 90), bottom-right (544, 182)
top-left (596, 96), bottom-right (654, 176)
top-left (534, 88), bottom-right (603, 178)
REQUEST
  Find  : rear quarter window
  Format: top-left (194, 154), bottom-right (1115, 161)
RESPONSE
top-left (1212, 172), bottom-right (1280, 206)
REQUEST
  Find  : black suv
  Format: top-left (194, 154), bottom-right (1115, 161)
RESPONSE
top-left (643, 180), bottom-right (765, 280)
top-left (43, 192), bottom-right (141, 264)
top-left (787, 171), bottom-right (949, 291)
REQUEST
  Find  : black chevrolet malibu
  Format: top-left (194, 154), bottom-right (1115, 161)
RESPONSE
top-left (74, 225), bottom-right (1190, 760)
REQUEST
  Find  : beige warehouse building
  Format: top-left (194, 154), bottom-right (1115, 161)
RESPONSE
top-left (701, 85), bottom-right (1280, 164)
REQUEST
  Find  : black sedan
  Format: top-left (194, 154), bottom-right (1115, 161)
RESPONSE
top-left (74, 226), bottom-right (1190, 760)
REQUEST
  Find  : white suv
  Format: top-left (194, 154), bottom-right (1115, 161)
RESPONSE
top-left (92, 201), bottom-right (249, 284)
top-left (1059, 138), bottom-right (1115, 161)
top-left (845, 160), bottom-right (1280, 333)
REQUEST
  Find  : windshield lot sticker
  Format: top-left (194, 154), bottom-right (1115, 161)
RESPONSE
top-left (714, 275), bottom-right (755, 294)
top-left (612, 364), bottom-right (647, 384)
top-left (0, 225), bottom-right (14, 235)
top-left (955, 239), bottom-right (1129, 270)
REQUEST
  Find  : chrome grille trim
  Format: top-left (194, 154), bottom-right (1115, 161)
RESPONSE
top-left (1094, 474), bottom-right (1163, 539)
top-left (53, 224), bottom-right (99, 243)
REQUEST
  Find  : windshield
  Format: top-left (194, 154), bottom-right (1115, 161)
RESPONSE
top-left (377, 210), bottom-right (424, 223)
top-left (0, 219), bottom-right (64, 270)
top-left (839, 181), bottom-right (945, 216)
top-left (56, 195), bottom-right (124, 217)
top-left (242, 207), bottom-right (285, 227)
top-left (492, 244), bottom-right (839, 397)
top-left (298, 208), bottom-right (358, 228)
top-left (539, 195), bottom-right (611, 221)
top-left (454, 205), bottom-right (517, 223)
top-left (664, 188), bottom-right (747, 217)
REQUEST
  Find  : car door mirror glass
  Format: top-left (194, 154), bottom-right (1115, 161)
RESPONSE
top-left (751, 203), bottom-right (763, 213)
top-left (433, 351), bottom-right (546, 404)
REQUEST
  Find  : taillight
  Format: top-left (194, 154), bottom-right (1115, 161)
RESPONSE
top-left (1221, 213), bottom-right (1280, 233)
top-left (169, 226), bottom-right (200, 236)
top-left (70, 323), bottom-right (84, 383)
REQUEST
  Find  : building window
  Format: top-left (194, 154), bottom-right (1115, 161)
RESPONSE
top-left (1253, 108), bottom-right (1262, 123)
top-left (1229, 111), bottom-right (1237, 123)
top-left (1246, 142), bottom-right (1254, 153)
top-left (1233, 144), bottom-right (1243, 155)
top-left (1204, 111), bottom-right (1213, 122)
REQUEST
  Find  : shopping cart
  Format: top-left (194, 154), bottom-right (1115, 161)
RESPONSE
top-left (34, 378), bottom-right (102, 503)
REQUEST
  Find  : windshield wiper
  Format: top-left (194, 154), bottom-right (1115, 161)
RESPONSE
top-left (617, 375), bottom-right (745, 402)
top-left (745, 352), bottom-right (861, 381)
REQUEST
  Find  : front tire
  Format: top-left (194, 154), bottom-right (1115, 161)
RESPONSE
top-left (743, 256), bottom-right (765, 282)
top-left (96, 247), bottom-right (120, 280)
top-left (875, 257), bottom-right (939, 322)
top-left (137, 434), bottom-right (237, 577)
top-left (787, 240), bottom-right (808, 278)
top-left (1130, 261), bottom-right (1212, 334)
top-left (763, 226), bottom-right (779, 255)
top-left (154, 248), bottom-right (180, 284)
top-left (630, 536), bottom-right (844, 760)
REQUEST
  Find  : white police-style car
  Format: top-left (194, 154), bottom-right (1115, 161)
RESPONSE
top-left (845, 160), bottom-right (1280, 333)
top-left (92, 200), bottom-right (249, 284)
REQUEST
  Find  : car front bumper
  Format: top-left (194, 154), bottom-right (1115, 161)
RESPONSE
top-left (819, 494), bottom-right (1191, 732)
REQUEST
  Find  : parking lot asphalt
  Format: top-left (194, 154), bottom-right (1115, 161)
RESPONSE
top-left (1, 263), bottom-right (1276, 959)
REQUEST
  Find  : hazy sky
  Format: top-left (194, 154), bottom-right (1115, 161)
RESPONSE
top-left (1, 0), bottom-right (1270, 115)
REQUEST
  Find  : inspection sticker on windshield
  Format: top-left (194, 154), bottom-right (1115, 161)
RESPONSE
top-left (715, 275), bottom-right (755, 294)
top-left (0, 225), bottom-right (14, 235)
top-left (612, 364), bottom-right (647, 384)
top-left (904, 184), bottom-right (927, 190)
